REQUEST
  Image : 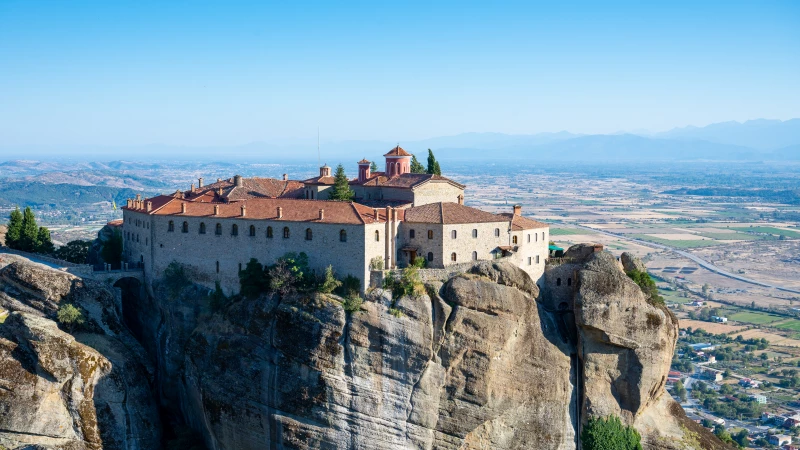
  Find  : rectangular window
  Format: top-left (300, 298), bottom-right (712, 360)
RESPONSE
top-left (428, 230), bottom-right (433, 239)
top-left (536, 255), bottom-right (540, 264)
top-left (528, 256), bottom-right (531, 265)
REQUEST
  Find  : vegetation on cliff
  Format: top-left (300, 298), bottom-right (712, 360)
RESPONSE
top-left (625, 269), bottom-right (664, 305)
top-left (54, 239), bottom-right (91, 263)
top-left (581, 415), bottom-right (642, 450)
top-left (5, 206), bottom-right (54, 254)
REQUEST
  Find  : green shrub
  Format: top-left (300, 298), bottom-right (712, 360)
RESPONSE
top-left (239, 258), bottom-right (267, 298)
top-left (164, 261), bottom-right (190, 296)
top-left (57, 303), bottom-right (85, 332)
top-left (369, 256), bottom-right (384, 271)
top-left (389, 307), bottom-right (403, 318)
top-left (316, 265), bottom-right (342, 294)
top-left (335, 275), bottom-right (361, 297)
top-left (625, 269), bottom-right (664, 305)
top-left (383, 266), bottom-right (424, 299)
top-left (411, 257), bottom-right (427, 268)
top-left (54, 240), bottom-right (91, 264)
top-left (342, 294), bottom-right (363, 313)
top-left (209, 281), bottom-right (227, 312)
top-left (581, 415), bottom-right (642, 450)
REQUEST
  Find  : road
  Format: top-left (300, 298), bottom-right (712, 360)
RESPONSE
top-left (573, 224), bottom-right (800, 295)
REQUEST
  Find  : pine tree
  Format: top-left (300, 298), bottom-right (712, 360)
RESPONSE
top-left (410, 155), bottom-right (426, 173)
top-left (36, 227), bottom-right (55, 254)
top-left (5, 207), bottom-right (23, 249)
top-left (20, 207), bottom-right (39, 252)
top-left (370, 160), bottom-right (378, 172)
top-left (426, 149), bottom-right (441, 175)
top-left (329, 164), bottom-right (354, 201)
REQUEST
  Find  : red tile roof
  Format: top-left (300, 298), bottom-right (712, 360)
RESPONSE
top-left (384, 146), bottom-right (411, 157)
top-left (126, 197), bottom-right (389, 225)
top-left (187, 177), bottom-right (305, 201)
top-left (497, 213), bottom-right (549, 230)
top-left (357, 159), bottom-right (371, 164)
top-left (353, 173), bottom-right (465, 189)
top-left (404, 202), bottom-right (507, 225)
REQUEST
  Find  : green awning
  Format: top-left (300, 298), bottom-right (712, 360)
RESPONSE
top-left (549, 244), bottom-right (564, 252)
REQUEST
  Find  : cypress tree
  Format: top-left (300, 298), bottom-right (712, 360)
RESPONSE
top-left (426, 149), bottom-right (441, 175)
top-left (6, 207), bottom-right (23, 249)
top-left (370, 160), bottom-right (378, 172)
top-left (20, 207), bottom-right (39, 252)
top-left (329, 164), bottom-right (354, 201)
top-left (36, 227), bottom-right (55, 254)
top-left (410, 155), bottom-right (426, 173)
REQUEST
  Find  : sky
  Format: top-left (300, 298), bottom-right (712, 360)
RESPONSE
top-left (0, 0), bottom-right (798, 149)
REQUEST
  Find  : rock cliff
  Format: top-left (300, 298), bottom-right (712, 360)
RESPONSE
top-left (0, 247), bottom-right (730, 449)
top-left (0, 254), bottom-right (161, 450)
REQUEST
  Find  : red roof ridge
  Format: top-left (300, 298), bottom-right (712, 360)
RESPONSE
top-left (384, 145), bottom-right (411, 157)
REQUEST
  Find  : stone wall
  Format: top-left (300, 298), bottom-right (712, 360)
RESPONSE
top-left (123, 209), bottom-right (389, 295)
top-left (410, 181), bottom-right (464, 206)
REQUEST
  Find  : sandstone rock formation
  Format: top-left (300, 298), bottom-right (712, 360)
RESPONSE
top-left (621, 252), bottom-right (648, 273)
top-left (0, 254), bottom-right (161, 450)
top-left (0, 247), bottom-right (730, 449)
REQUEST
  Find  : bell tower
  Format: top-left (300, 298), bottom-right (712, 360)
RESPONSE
top-left (383, 145), bottom-right (411, 177)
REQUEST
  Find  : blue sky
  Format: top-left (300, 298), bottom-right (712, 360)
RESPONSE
top-left (0, 0), bottom-right (798, 148)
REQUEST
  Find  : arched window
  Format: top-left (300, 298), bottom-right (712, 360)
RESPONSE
top-left (306, 228), bottom-right (313, 240)
top-left (451, 230), bottom-right (457, 239)
top-left (451, 252), bottom-right (457, 262)
top-left (168, 220), bottom-right (174, 232)
top-left (199, 222), bottom-right (206, 234)
top-left (472, 251), bottom-right (478, 261)
top-left (249, 225), bottom-right (256, 236)
top-left (215, 223), bottom-right (222, 235)
top-left (542, 231), bottom-right (545, 240)
top-left (535, 233), bottom-right (538, 242)
top-left (410, 229), bottom-right (415, 238)
top-left (427, 230), bottom-right (433, 239)
top-left (472, 229), bottom-right (477, 238)
top-left (340, 229), bottom-right (347, 242)
top-left (216, 261), bottom-right (220, 273)
top-left (283, 227), bottom-right (290, 238)
top-left (231, 224), bottom-right (239, 236)
top-left (182, 221), bottom-right (189, 233)
top-left (375, 230), bottom-right (380, 242)
top-left (512, 235), bottom-right (518, 244)
top-left (266, 226), bottom-right (273, 238)
top-left (557, 278), bottom-right (562, 286)
top-left (494, 228), bottom-right (500, 237)
top-left (427, 252), bottom-right (434, 262)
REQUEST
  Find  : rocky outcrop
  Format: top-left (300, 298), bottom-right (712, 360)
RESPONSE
top-left (0, 255), bottom-right (161, 450)
top-left (621, 252), bottom-right (647, 273)
top-left (0, 247), bottom-right (730, 449)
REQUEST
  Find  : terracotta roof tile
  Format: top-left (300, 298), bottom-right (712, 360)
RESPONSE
top-left (128, 197), bottom-right (389, 225)
top-left (352, 172), bottom-right (465, 189)
top-left (188, 177), bottom-right (305, 201)
top-left (383, 146), bottom-right (411, 157)
top-left (357, 159), bottom-right (371, 164)
top-left (404, 202), bottom-right (507, 225)
top-left (498, 213), bottom-right (549, 230)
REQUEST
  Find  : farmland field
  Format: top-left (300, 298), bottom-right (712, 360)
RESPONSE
top-left (731, 226), bottom-right (800, 239)
top-left (551, 227), bottom-right (595, 236)
top-left (678, 319), bottom-right (747, 334)
top-left (774, 320), bottom-right (800, 332)
top-left (629, 234), bottom-right (723, 248)
top-left (728, 311), bottom-right (786, 325)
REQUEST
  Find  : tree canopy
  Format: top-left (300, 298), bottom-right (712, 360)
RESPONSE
top-left (410, 155), bottom-right (426, 173)
top-left (329, 164), bottom-right (354, 201)
top-left (370, 160), bottom-right (378, 172)
top-left (101, 229), bottom-right (123, 266)
top-left (581, 415), bottom-right (642, 450)
top-left (4, 207), bottom-right (54, 254)
top-left (426, 149), bottom-right (441, 175)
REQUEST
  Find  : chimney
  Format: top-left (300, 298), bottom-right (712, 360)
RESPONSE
top-left (234, 175), bottom-right (243, 187)
top-left (513, 205), bottom-right (522, 216)
top-left (241, 205), bottom-right (246, 217)
top-left (146, 201), bottom-right (152, 212)
top-left (135, 194), bottom-right (142, 201)
top-left (319, 209), bottom-right (324, 220)
top-left (127, 199), bottom-right (132, 208)
top-left (198, 177), bottom-right (204, 188)
top-left (374, 208), bottom-right (379, 220)
top-left (282, 173), bottom-right (288, 181)
top-left (181, 203), bottom-right (187, 214)
top-left (217, 178), bottom-right (222, 182)
top-left (277, 206), bottom-right (283, 219)
top-left (191, 182), bottom-right (196, 193)
top-left (457, 194), bottom-right (464, 205)
top-left (214, 205), bottom-right (220, 216)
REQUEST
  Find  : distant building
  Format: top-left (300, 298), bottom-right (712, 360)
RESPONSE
top-left (768, 434), bottom-right (791, 446)
top-left (689, 300), bottom-right (705, 307)
top-left (690, 343), bottom-right (715, 351)
top-left (711, 316), bottom-right (728, 323)
top-left (751, 394), bottom-right (767, 404)
top-left (739, 378), bottom-right (761, 389)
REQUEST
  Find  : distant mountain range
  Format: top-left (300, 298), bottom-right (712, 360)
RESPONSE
top-left (1, 119), bottom-right (798, 162)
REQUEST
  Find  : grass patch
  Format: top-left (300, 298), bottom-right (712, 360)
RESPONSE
top-left (774, 320), bottom-right (800, 332)
top-left (551, 227), bottom-right (594, 235)
top-left (660, 291), bottom-right (690, 304)
top-left (728, 311), bottom-right (785, 325)
top-left (630, 234), bottom-right (723, 248)
top-left (731, 226), bottom-right (800, 239)
top-left (694, 232), bottom-right (760, 241)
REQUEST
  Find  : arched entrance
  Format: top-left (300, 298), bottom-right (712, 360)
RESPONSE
top-left (113, 276), bottom-right (145, 342)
